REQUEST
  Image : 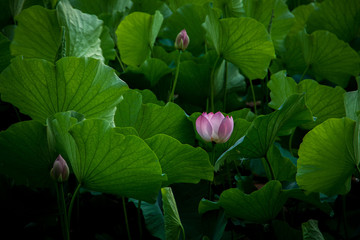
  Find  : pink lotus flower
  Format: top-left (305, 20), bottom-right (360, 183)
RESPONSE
top-left (174, 29), bottom-right (190, 51)
top-left (196, 112), bottom-right (234, 143)
top-left (50, 154), bottom-right (69, 182)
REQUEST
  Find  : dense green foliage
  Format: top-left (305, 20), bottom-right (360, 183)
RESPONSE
top-left (0, 0), bottom-right (360, 239)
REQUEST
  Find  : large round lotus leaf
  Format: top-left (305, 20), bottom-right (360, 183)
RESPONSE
top-left (297, 118), bottom-right (357, 196)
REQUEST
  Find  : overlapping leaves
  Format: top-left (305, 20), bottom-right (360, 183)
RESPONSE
top-left (11, 0), bottom-right (113, 62)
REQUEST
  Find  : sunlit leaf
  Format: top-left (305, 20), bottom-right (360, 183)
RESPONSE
top-left (243, 0), bottom-right (295, 52)
top-left (0, 57), bottom-right (127, 123)
top-left (116, 11), bottom-right (163, 66)
top-left (11, 1), bottom-right (110, 62)
top-left (203, 14), bottom-right (275, 80)
top-left (115, 89), bottom-right (194, 144)
top-left (268, 70), bottom-right (346, 128)
top-left (46, 111), bottom-right (84, 162)
top-left (145, 134), bottom-right (213, 187)
top-left (296, 118), bottom-right (357, 196)
top-left (57, 0), bottom-right (104, 61)
top-left (69, 119), bottom-right (165, 202)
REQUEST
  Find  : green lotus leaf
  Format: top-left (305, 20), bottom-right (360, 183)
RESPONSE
top-left (161, 187), bottom-right (184, 240)
top-left (116, 11), bottom-right (163, 66)
top-left (215, 94), bottom-right (313, 170)
top-left (0, 57), bottom-right (127, 123)
top-left (115, 89), bottom-right (194, 144)
top-left (0, 33), bottom-right (11, 72)
top-left (307, 0), bottom-right (360, 43)
top-left (203, 14), bottom-right (275, 80)
top-left (268, 70), bottom-right (346, 129)
top-left (296, 118), bottom-right (357, 196)
top-left (200, 181), bottom-right (287, 223)
top-left (0, 121), bottom-right (52, 188)
top-left (243, 0), bottom-right (295, 52)
top-left (126, 58), bottom-right (172, 86)
top-left (283, 30), bottom-right (360, 87)
top-left (145, 134), bottom-right (213, 187)
top-left (11, 0), bottom-right (111, 62)
top-left (69, 119), bottom-right (165, 202)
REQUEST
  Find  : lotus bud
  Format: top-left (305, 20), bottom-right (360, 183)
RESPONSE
top-left (196, 112), bottom-right (234, 143)
top-left (174, 29), bottom-right (190, 51)
top-left (50, 154), bottom-right (69, 182)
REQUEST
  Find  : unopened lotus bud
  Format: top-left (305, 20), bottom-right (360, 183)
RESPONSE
top-left (174, 29), bottom-right (190, 51)
top-left (50, 155), bottom-right (69, 182)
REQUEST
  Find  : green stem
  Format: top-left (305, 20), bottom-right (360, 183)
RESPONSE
top-left (180, 224), bottom-right (186, 240)
top-left (122, 197), bottom-right (132, 240)
top-left (300, 65), bottom-right (310, 81)
top-left (289, 128), bottom-right (295, 157)
top-left (264, 155), bottom-right (275, 180)
top-left (57, 183), bottom-right (70, 240)
top-left (223, 60), bottom-right (228, 112)
top-left (115, 50), bottom-right (126, 73)
top-left (249, 79), bottom-right (257, 115)
top-left (68, 183), bottom-right (81, 228)
top-left (168, 50), bottom-right (182, 102)
top-left (137, 200), bottom-right (143, 240)
top-left (210, 55), bottom-right (221, 112)
top-left (356, 165), bottom-right (360, 176)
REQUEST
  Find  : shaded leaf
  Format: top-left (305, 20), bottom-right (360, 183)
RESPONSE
top-left (201, 181), bottom-right (287, 223)
top-left (0, 121), bottom-right (52, 187)
top-left (161, 187), bottom-right (184, 240)
top-left (126, 58), bottom-right (172, 86)
top-left (307, 0), bottom-right (360, 43)
top-left (0, 33), bottom-right (11, 72)
top-left (265, 144), bottom-right (296, 182)
top-left (162, 4), bottom-right (208, 56)
top-left (302, 219), bottom-right (325, 240)
top-left (11, 6), bottom-right (61, 62)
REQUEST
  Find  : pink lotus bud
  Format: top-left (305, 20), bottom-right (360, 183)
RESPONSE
top-left (50, 155), bottom-right (69, 182)
top-left (174, 29), bottom-right (190, 51)
top-left (196, 112), bottom-right (234, 143)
